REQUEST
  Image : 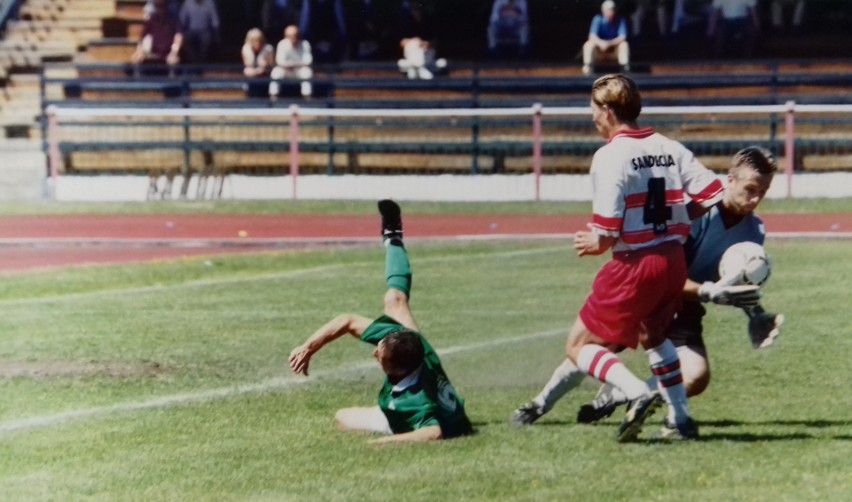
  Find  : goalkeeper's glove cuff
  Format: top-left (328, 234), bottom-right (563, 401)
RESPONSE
top-left (698, 282), bottom-right (717, 303)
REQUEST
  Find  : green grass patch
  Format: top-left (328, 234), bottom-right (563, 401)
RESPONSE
top-left (0, 240), bottom-right (849, 500)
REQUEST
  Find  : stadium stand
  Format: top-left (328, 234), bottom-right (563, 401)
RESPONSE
top-left (0, 0), bottom-right (849, 199)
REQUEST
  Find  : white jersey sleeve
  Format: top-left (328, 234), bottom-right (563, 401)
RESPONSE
top-left (678, 146), bottom-right (725, 209)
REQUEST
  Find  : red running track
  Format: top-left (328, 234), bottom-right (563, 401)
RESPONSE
top-left (0, 213), bottom-right (848, 272)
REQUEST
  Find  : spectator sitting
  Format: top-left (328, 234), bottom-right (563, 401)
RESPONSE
top-left (707, 0), bottom-right (759, 57)
top-left (242, 28), bottom-right (275, 98)
top-left (397, 37), bottom-right (446, 80)
top-left (583, 0), bottom-right (630, 75)
top-left (771, 0), bottom-right (805, 34)
top-left (487, 0), bottom-right (529, 59)
top-left (270, 25), bottom-right (313, 98)
top-left (179, 0), bottom-right (221, 65)
top-left (242, 28), bottom-right (274, 77)
top-left (132, 0), bottom-right (183, 73)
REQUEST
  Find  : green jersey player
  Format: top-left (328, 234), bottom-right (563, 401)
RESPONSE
top-left (288, 200), bottom-right (473, 443)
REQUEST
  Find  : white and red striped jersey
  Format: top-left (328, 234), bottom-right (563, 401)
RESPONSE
top-left (590, 127), bottom-right (724, 253)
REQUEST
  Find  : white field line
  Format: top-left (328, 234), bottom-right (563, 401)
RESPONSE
top-left (0, 245), bottom-right (565, 435)
top-left (0, 245), bottom-right (567, 307)
top-left (0, 328), bottom-right (564, 436)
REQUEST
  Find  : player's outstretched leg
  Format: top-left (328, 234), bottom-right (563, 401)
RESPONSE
top-left (379, 200), bottom-right (411, 297)
top-left (379, 200), bottom-right (417, 329)
top-left (378, 199), bottom-right (403, 246)
top-left (510, 358), bottom-right (585, 426)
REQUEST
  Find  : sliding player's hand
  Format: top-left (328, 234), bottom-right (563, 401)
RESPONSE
top-left (288, 345), bottom-right (314, 376)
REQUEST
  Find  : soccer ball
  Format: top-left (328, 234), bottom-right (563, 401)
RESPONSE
top-left (718, 242), bottom-right (772, 286)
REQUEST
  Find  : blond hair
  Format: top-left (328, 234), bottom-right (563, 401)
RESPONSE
top-left (591, 74), bottom-right (642, 123)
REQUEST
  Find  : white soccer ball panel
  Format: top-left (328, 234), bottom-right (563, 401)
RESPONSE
top-left (719, 241), bottom-right (772, 286)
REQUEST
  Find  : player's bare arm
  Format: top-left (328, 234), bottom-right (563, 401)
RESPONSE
top-left (683, 278), bottom-right (702, 300)
top-left (288, 313), bottom-right (373, 376)
top-left (368, 425), bottom-right (443, 444)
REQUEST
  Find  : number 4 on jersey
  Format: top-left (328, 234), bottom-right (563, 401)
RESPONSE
top-left (643, 177), bottom-right (672, 235)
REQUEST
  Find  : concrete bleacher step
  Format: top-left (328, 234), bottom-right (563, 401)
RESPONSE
top-left (0, 73), bottom-right (44, 138)
top-left (115, 0), bottom-right (146, 19)
top-left (82, 38), bottom-right (136, 62)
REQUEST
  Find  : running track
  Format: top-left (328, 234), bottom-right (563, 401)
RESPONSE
top-left (0, 213), bottom-right (848, 272)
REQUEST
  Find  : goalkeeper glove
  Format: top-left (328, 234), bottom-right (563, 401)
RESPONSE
top-left (698, 281), bottom-right (761, 308)
top-left (746, 307), bottom-right (784, 349)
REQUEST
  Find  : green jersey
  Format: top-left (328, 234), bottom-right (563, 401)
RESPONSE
top-left (360, 316), bottom-right (473, 438)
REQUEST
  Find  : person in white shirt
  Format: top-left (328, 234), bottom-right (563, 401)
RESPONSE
top-left (397, 37), bottom-right (446, 80)
top-left (270, 25), bottom-right (314, 98)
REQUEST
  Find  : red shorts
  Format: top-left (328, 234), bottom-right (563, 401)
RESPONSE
top-left (579, 240), bottom-right (686, 349)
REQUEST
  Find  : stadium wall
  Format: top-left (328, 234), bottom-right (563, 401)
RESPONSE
top-left (52, 172), bottom-right (852, 202)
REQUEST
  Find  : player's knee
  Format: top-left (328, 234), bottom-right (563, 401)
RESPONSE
top-left (383, 288), bottom-right (409, 311)
top-left (680, 360), bottom-right (710, 397)
top-left (676, 345), bottom-right (710, 397)
top-left (684, 369), bottom-right (710, 397)
top-left (334, 408), bottom-right (354, 430)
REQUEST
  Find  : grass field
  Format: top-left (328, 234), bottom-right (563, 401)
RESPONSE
top-left (0, 233), bottom-right (849, 501)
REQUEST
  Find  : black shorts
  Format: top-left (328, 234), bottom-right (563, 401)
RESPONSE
top-left (665, 300), bottom-right (706, 349)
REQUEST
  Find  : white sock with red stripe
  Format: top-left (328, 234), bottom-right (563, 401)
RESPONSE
top-left (646, 339), bottom-right (689, 425)
top-left (576, 344), bottom-right (651, 401)
top-left (532, 358), bottom-right (586, 412)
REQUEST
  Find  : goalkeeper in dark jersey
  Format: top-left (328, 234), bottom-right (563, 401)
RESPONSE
top-left (288, 200), bottom-right (473, 443)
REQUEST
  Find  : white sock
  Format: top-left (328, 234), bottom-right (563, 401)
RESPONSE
top-left (532, 358), bottom-right (585, 412)
top-left (646, 339), bottom-right (689, 425)
top-left (576, 344), bottom-right (651, 401)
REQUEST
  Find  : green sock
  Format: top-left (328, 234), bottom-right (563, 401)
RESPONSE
top-left (385, 242), bottom-right (412, 297)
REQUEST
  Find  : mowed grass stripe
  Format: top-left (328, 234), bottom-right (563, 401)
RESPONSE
top-left (0, 328), bottom-right (563, 436)
top-left (0, 244), bottom-right (566, 306)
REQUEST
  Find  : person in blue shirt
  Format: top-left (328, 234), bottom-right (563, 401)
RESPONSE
top-left (511, 146), bottom-right (783, 439)
top-left (583, 0), bottom-right (630, 75)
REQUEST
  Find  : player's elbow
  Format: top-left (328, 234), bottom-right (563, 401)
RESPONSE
top-left (330, 313), bottom-right (360, 336)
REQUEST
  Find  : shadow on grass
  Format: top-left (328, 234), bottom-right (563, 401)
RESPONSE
top-left (693, 419), bottom-right (852, 442)
top-left (481, 417), bottom-right (852, 443)
top-left (700, 419), bottom-right (852, 428)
